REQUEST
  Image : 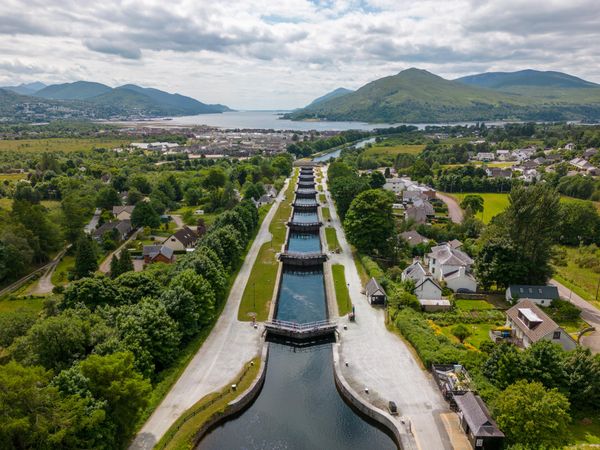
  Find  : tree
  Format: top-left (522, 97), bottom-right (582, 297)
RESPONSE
top-left (96, 186), bottom-right (121, 210)
top-left (494, 380), bottom-right (570, 447)
top-left (131, 201), bottom-right (160, 229)
top-left (344, 189), bottom-right (395, 257)
top-left (557, 201), bottom-right (600, 245)
top-left (503, 185), bottom-right (560, 283)
top-left (79, 352), bottom-right (151, 442)
top-left (114, 298), bottom-right (181, 375)
top-left (369, 171), bottom-right (386, 189)
top-left (521, 340), bottom-right (566, 390)
top-left (0, 310), bottom-right (36, 348)
top-left (460, 194), bottom-right (484, 216)
top-left (177, 247), bottom-right (227, 301)
top-left (109, 254), bottom-right (120, 279)
top-left (474, 237), bottom-right (528, 289)
top-left (118, 251), bottom-right (134, 274)
top-left (244, 182), bottom-right (266, 201)
top-left (202, 168), bottom-right (226, 189)
top-left (330, 175), bottom-right (370, 219)
top-left (483, 343), bottom-right (525, 389)
top-left (169, 269), bottom-right (215, 328)
top-left (61, 191), bottom-right (94, 243)
top-left (562, 346), bottom-right (600, 410)
top-left (74, 234), bottom-right (98, 279)
top-left (451, 324), bottom-right (471, 343)
top-left (113, 271), bottom-right (161, 305)
top-left (62, 276), bottom-right (120, 310)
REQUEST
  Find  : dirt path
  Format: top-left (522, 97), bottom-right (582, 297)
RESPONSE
top-left (550, 278), bottom-right (600, 354)
top-left (29, 247), bottom-right (69, 295)
top-left (436, 192), bottom-right (463, 223)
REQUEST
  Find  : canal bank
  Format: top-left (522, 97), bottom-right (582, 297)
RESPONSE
top-left (196, 166), bottom-right (398, 450)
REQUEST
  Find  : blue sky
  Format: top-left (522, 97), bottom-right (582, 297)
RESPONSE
top-left (0, 0), bottom-right (598, 109)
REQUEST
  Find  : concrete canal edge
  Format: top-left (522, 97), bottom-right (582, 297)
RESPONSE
top-left (331, 343), bottom-right (418, 450)
top-left (189, 342), bottom-right (270, 447)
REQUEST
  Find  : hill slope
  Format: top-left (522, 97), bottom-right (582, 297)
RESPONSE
top-left (1, 82), bottom-right (46, 95)
top-left (34, 81), bottom-right (113, 100)
top-left (456, 70), bottom-right (599, 90)
top-left (306, 87), bottom-right (353, 108)
top-left (285, 68), bottom-right (600, 123)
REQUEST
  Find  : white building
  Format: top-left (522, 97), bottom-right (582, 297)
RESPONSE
top-left (426, 241), bottom-right (477, 292)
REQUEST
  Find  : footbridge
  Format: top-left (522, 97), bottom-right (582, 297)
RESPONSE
top-left (264, 319), bottom-right (337, 340)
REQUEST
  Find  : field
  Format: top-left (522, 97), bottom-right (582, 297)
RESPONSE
top-left (449, 193), bottom-right (510, 224)
top-left (455, 299), bottom-right (495, 311)
top-left (442, 161), bottom-right (515, 169)
top-left (0, 172), bottom-right (28, 182)
top-left (440, 323), bottom-right (495, 349)
top-left (553, 246), bottom-right (600, 307)
top-left (364, 143), bottom-right (425, 156)
top-left (332, 264), bottom-right (351, 316)
top-left (325, 226), bottom-right (339, 251)
top-left (0, 296), bottom-right (44, 315)
top-left (0, 138), bottom-right (131, 153)
top-left (51, 255), bottom-right (74, 286)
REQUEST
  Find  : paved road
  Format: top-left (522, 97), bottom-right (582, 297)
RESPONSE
top-left (98, 228), bottom-right (141, 273)
top-left (30, 247), bottom-right (70, 295)
top-left (551, 278), bottom-right (600, 353)
top-left (323, 167), bottom-right (453, 450)
top-left (130, 179), bottom-right (289, 450)
top-left (436, 192), bottom-right (463, 224)
top-left (84, 208), bottom-right (102, 234)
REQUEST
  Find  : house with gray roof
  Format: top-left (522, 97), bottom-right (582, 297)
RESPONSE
top-left (143, 245), bottom-right (175, 264)
top-left (93, 220), bottom-right (132, 242)
top-left (365, 278), bottom-right (386, 305)
top-left (427, 242), bottom-right (477, 292)
top-left (454, 392), bottom-right (505, 450)
top-left (400, 230), bottom-right (429, 247)
top-left (505, 285), bottom-right (559, 307)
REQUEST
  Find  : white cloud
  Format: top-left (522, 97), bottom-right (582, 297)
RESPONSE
top-left (0, 0), bottom-right (598, 109)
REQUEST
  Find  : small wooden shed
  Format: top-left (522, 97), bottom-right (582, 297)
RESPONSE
top-left (365, 277), bottom-right (387, 305)
top-left (454, 392), bottom-right (504, 450)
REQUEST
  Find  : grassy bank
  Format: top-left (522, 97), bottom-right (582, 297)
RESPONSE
top-left (156, 357), bottom-right (261, 450)
top-left (553, 246), bottom-right (600, 307)
top-left (325, 226), bottom-right (338, 251)
top-left (238, 174), bottom-right (296, 321)
top-left (332, 264), bottom-right (352, 316)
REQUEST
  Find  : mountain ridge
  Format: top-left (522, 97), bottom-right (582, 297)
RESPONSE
top-left (307, 87), bottom-right (353, 108)
top-left (285, 68), bottom-right (600, 123)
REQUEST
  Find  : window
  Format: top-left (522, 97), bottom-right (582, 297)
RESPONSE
top-left (553, 331), bottom-right (561, 339)
top-left (476, 439), bottom-right (483, 447)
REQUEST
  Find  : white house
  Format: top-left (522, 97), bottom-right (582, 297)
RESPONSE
top-left (414, 277), bottom-right (443, 300)
top-left (504, 300), bottom-right (577, 351)
top-left (426, 242), bottom-right (477, 292)
top-left (476, 152), bottom-right (495, 162)
top-left (383, 177), bottom-right (405, 194)
top-left (162, 226), bottom-right (198, 252)
top-left (402, 260), bottom-right (450, 311)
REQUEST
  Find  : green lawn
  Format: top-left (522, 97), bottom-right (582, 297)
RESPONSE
top-left (440, 323), bottom-right (495, 349)
top-left (553, 246), bottom-right (600, 307)
top-left (238, 173), bottom-right (296, 321)
top-left (51, 255), bottom-right (74, 286)
top-left (0, 297), bottom-right (44, 315)
top-left (567, 415), bottom-right (600, 447)
top-left (319, 193), bottom-right (326, 203)
top-left (332, 264), bottom-right (352, 316)
top-left (442, 161), bottom-right (515, 169)
top-left (322, 207), bottom-right (331, 221)
top-left (364, 143), bottom-right (425, 156)
top-left (455, 299), bottom-right (495, 311)
top-left (449, 193), bottom-right (510, 224)
top-left (325, 227), bottom-right (339, 251)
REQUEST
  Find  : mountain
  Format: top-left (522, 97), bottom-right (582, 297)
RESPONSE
top-left (456, 70), bottom-right (599, 90)
top-left (307, 87), bottom-right (353, 108)
top-left (0, 81), bottom-right (232, 122)
top-left (285, 68), bottom-right (600, 123)
top-left (34, 81), bottom-right (113, 100)
top-left (2, 81), bottom-right (46, 95)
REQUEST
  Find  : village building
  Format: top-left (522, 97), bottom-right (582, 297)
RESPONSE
top-left (402, 260), bottom-right (450, 311)
top-left (112, 205), bottom-right (135, 221)
top-left (498, 300), bottom-right (577, 350)
top-left (383, 177), bottom-right (405, 194)
top-left (485, 167), bottom-right (512, 179)
top-left (495, 149), bottom-right (513, 161)
top-left (143, 245), bottom-right (175, 264)
top-left (505, 285), bottom-right (560, 306)
top-left (399, 230), bottom-right (429, 247)
top-left (476, 152), bottom-right (495, 162)
top-left (454, 392), bottom-right (505, 450)
top-left (426, 242), bottom-right (477, 292)
top-left (162, 226), bottom-right (198, 252)
top-left (92, 220), bottom-right (132, 242)
top-left (365, 277), bottom-right (387, 305)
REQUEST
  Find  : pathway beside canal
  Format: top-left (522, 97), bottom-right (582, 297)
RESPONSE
top-left (322, 165), bottom-right (454, 450)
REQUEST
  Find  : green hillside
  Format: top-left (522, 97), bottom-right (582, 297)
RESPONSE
top-left (34, 81), bottom-right (112, 100)
top-left (306, 87), bottom-right (353, 107)
top-left (456, 69), bottom-right (598, 90)
top-left (285, 68), bottom-right (600, 123)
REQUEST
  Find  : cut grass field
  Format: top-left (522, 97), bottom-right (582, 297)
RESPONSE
top-left (0, 138), bottom-right (131, 153)
top-left (553, 246), bottom-right (600, 307)
top-left (0, 296), bottom-right (44, 315)
top-left (332, 264), bottom-right (352, 316)
top-left (364, 143), bottom-right (425, 156)
top-left (156, 357), bottom-right (261, 450)
top-left (325, 226), bottom-right (339, 251)
top-left (455, 299), bottom-right (495, 311)
top-left (0, 198), bottom-right (61, 211)
top-left (440, 323), bottom-right (496, 349)
top-left (238, 175), bottom-right (296, 321)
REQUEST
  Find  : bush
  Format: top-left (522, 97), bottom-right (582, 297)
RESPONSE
top-left (545, 299), bottom-right (581, 322)
top-left (360, 254), bottom-right (385, 280)
top-left (452, 324), bottom-right (471, 343)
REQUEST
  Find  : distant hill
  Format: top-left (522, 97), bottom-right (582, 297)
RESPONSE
top-left (2, 81), bottom-right (46, 96)
top-left (0, 81), bottom-right (231, 122)
top-left (285, 68), bottom-right (600, 123)
top-left (35, 81), bottom-right (113, 100)
top-left (456, 70), bottom-right (599, 90)
top-left (307, 87), bottom-right (353, 108)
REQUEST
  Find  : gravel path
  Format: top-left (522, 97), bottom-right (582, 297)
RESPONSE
top-left (436, 192), bottom-right (463, 223)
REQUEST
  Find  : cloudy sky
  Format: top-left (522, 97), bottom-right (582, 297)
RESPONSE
top-left (0, 0), bottom-right (599, 109)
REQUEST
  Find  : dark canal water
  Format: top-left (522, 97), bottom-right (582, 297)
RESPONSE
top-left (291, 211), bottom-right (319, 223)
top-left (197, 174), bottom-right (396, 450)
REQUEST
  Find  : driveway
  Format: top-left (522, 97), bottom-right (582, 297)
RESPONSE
top-left (98, 228), bottom-right (141, 273)
top-left (323, 167), bottom-right (453, 450)
top-left (550, 278), bottom-right (600, 353)
top-left (130, 179), bottom-right (289, 450)
top-left (436, 192), bottom-right (463, 223)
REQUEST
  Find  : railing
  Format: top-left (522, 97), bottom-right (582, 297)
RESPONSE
top-left (266, 319), bottom-right (336, 333)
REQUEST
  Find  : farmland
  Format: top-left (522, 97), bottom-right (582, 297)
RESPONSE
top-left (364, 142), bottom-right (425, 156)
top-left (0, 137), bottom-right (131, 153)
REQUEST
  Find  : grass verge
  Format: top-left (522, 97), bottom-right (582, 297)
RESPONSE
top-left (238, 174), bottom-right (296, 321)
top-left (325, 227), bottom-right (338, 251)
top-left (321, 207), bottom-right (331, 221)
top-left (51, 255), bottom-right (74, 286)
top-left (156, 357), bottom-right (261, 450)
top-left (332, 264), bottom-right (351, 316)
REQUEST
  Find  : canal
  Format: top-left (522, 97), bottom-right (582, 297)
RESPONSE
top-left (197, 168), bottom-right (396, 450)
